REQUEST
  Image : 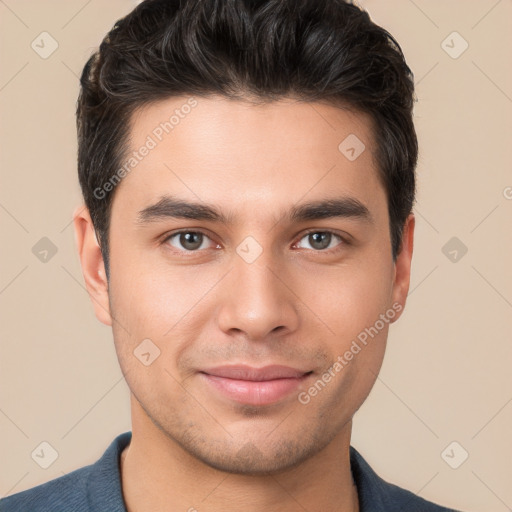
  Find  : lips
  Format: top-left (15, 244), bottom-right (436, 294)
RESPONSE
top-left (202, 364), bottom-right (309, 380)
top-left (199, 365), bottom-right (312, 406)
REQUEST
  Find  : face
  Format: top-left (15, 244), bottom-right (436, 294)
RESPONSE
top-left (75, 95), bottom-right (414, 475)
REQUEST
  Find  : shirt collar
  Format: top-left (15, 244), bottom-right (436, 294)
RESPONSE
top-left (86, 431), bottom-right (405, 512)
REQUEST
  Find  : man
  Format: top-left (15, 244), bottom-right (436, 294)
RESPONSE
top-left (1, 0), bottom-right (462, 510)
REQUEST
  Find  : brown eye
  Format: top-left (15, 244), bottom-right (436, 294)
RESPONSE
top-left (166, 231), bottom-right (211, 251)
top-left (296, 231), bottom-right (344, 251)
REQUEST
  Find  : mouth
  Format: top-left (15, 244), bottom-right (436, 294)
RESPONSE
top-left (199, 365), bottom-right (313, 406)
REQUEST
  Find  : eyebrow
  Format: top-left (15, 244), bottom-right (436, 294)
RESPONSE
top-left (135, 195), bottom-right (373, 226)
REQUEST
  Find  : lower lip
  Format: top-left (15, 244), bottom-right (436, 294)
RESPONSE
top-left (200, 373), bottom-right (310, 406)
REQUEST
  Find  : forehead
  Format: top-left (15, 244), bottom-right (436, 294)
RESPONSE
top-left (111, 95), bottom-right (384, 222)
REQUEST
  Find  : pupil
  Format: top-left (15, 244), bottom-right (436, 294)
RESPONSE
top-left (181, 232), bottom-right (202, 250)
top-left (310, 232), bottom-right (330, 250)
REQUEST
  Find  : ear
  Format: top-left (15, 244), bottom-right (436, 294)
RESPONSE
top-left (73, 204), bottom-right (112, 326)
top-left (390, 213), bottom-right (415, 323)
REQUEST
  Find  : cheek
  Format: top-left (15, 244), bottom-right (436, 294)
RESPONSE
top-left (110, 249), bottom-right (208, 329)
top-left (108, 257), bottom-right (221, 369)
top-left (299, 259), bottom-right (394, 343)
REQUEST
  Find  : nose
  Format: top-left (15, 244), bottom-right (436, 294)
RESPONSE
top-left (216, 251), bottom-right (300, 342)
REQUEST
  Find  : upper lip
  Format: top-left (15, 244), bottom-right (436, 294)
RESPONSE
top-left (201, 365), bottom-right (310, 381)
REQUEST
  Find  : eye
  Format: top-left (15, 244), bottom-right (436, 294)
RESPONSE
top-left (164, 231), bottom-right (216, 252)
top-left (295, 231), bottom-right (345, 251)
top-left (162, 229), bottom-right (347, 254)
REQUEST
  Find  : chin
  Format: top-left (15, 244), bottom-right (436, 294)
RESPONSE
top-left (177, 434), bottom-right (327, 476)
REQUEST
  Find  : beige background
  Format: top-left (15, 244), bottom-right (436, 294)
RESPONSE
top-left (1, 1), bottom-right (511, 511)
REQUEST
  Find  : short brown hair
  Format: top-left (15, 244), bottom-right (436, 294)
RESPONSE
top-left (77, 0), bottom-right (418, 279)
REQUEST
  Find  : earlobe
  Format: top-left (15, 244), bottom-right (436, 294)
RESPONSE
top-left (73, 204), bottom-right (113, 326)
top-left (390, 213), bottom-right (415, 323)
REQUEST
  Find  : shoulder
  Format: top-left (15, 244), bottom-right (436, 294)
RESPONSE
top-left (349, 446), bottom-right (463, 512)
top-left (0, 432), bottom-right (131, 512)
top-left (0, 466), bottom-right (91, 512)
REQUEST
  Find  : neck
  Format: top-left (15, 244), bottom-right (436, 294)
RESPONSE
top-left (120, 397), bottom-right (359, 512)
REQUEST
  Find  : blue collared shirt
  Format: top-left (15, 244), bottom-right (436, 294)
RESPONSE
top-left (0, 432), bottom-right (461, 511)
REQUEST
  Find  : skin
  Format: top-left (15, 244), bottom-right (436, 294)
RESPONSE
top-left (73, 95), bottom-right (414, 512)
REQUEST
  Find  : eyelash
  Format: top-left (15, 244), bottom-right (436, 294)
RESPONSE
top-left (162, 228), bottom-right (350, 255)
